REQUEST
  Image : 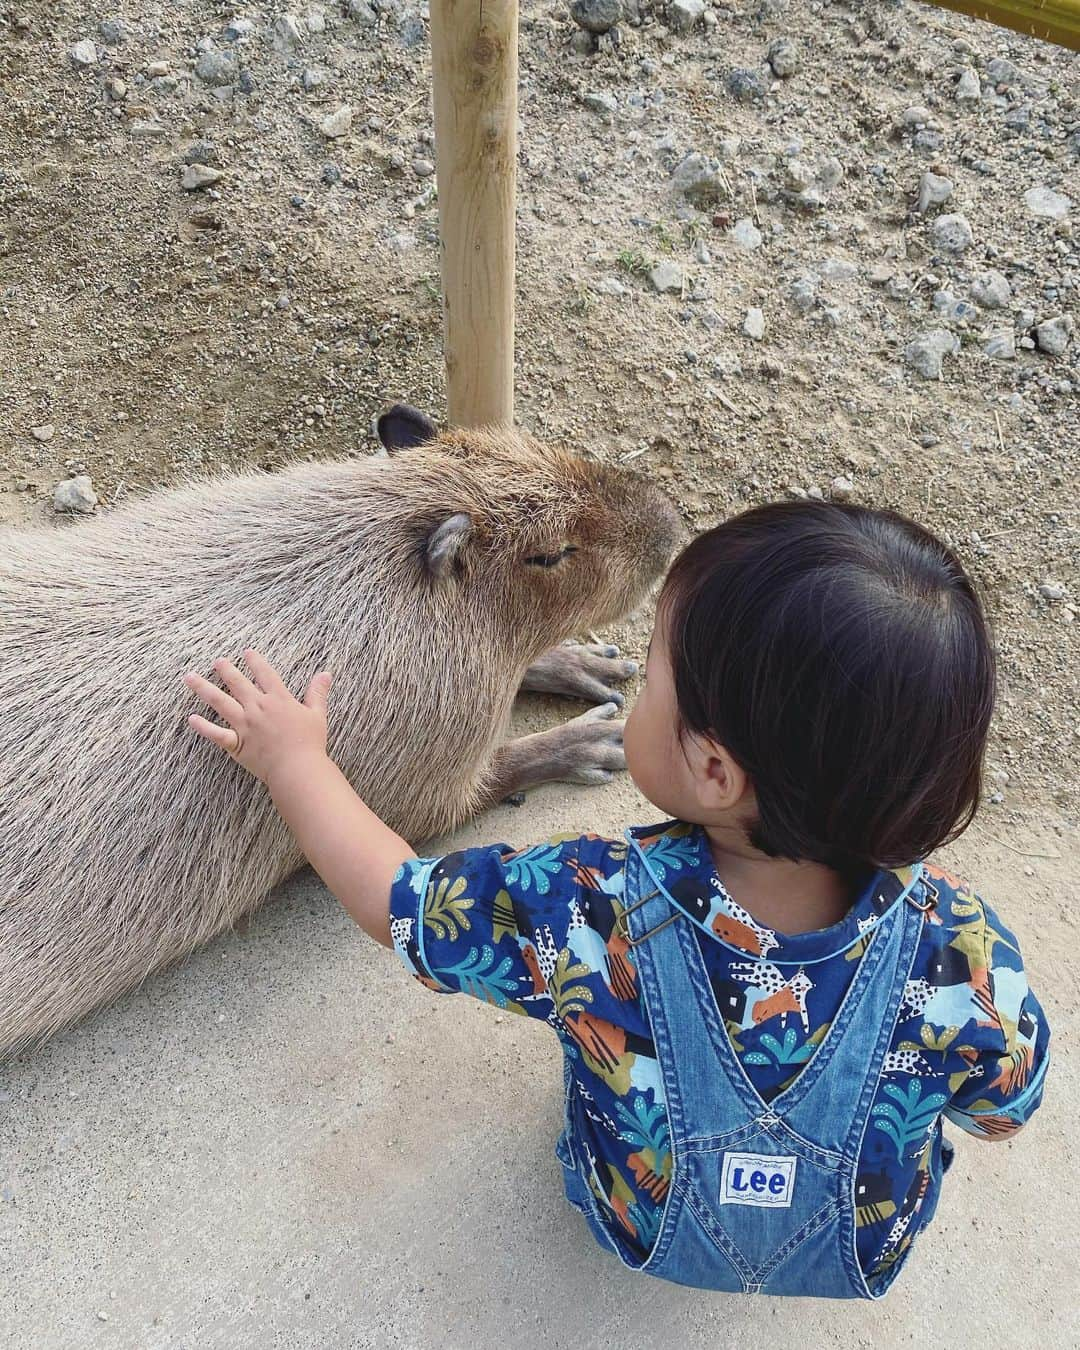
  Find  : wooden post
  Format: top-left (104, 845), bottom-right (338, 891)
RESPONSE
top-left (918, 0), bottom-right (1079, 49)
top-left (429, 0), bottom-right (518, 428)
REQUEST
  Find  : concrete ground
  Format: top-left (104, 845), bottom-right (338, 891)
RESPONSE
top-left (1, 773), bottom-right (1075, 1350)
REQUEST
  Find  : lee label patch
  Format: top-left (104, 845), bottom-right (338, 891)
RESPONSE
top-left (720, 1153), bottom-right (797, 1208)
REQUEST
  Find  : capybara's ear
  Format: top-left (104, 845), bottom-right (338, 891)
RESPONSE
top-left (425, 513), bottom-right (472, 579)
top-left (377, 403), bottom-right (439, 451)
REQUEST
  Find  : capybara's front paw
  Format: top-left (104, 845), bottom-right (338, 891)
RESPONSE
top-left (551, 701), bottom-right (626, 785)
top-left (522, 642), bottom-right (639, 707)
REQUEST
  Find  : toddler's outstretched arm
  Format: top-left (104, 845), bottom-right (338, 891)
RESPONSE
top-left (184, 649), bottom-right (414, 948)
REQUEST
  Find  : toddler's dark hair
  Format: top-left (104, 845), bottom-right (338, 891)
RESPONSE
top-left (661, 501), bottom-right (996, 872)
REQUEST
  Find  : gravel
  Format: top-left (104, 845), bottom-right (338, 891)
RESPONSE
top-left (726, 68), bottom-right (767, 102)
top-left (99, 19), bottom-right (133, 46)
top-left (184, 140), bottom-right (220, 166)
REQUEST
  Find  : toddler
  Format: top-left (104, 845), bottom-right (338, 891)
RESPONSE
top-left (185, 500), bottom-right (1049, 1299)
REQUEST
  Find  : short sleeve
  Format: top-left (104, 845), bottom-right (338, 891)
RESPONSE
top-left (943, 898), bottom-right (1051, 1140)
top-left (388, 839), bottom-right (586, 1019)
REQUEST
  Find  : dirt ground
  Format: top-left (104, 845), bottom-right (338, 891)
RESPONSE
top-left (0, 0), bottom-right (1077, 1346)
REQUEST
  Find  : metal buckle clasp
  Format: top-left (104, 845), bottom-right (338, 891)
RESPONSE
top-left (906, 885), bottom-right (937, 914)
top-left (614, 889), bottom-right (682, 946)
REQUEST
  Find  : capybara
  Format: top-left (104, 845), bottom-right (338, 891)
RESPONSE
top-left (0, 405), bottom-right (684, 1051)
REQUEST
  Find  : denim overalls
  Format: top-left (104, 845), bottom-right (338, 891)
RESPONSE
top-left (557, 830), bottom-right (946, 1298)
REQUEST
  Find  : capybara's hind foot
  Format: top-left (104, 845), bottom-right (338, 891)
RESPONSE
top-left (520, 641), bottom-right (638, 707)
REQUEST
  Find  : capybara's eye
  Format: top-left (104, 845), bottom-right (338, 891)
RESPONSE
top-left (525, 546), bottom-right (577, 568)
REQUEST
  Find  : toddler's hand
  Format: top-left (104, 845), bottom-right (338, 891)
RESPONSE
top-left (184, 649), bottom-right (332, 786)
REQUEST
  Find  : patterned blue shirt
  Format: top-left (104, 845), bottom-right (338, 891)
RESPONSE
top-left (389, 821), bottom-right (1049, 1286)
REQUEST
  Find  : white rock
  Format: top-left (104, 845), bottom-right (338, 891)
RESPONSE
top-left (955, 67), bottom-right (981, 101)
top-left (1023, 187), bottom-right (1071, 220)
top-left (146, 60), bottom-right (170, 77)
top-left (1038, 580), bottom-right (1066, 601)
top-left (583, 91), bottom-right (618, 117)
top-left (320, 105), bottom-right (353, 138)
top-left (306, 7), bottom-right (327, 33)
top-left (181, 164), bottom-right (223, 191)
top-left (1034, 316), bottom-right (1072, 356)
top-left (830, 475), bottom-right (854, 499)
top-left (971, 270), bottom-right (1011, 309)
top-left (31, 423), bottom-right (55, 442)
top-left (742, 307), bottom-right (766, 340)
top-left (671, 153), bottom-right (725, 204)
top-left (223, 17), bottom-right (256, 41)
top-left (983, 331), bottom-right (1015, 360)
top-left (901, 105), bottom-right (935, 127)
top-left (69, 39), bottom-right (97, 67)
top-left (649, 262), bottom-right (684, 294)
top-left (789, 276), bottom-right (817, 313)
top-left (53, 476), bottom-right (98, 514)
top-left (819, 257), bottom-right (857, 281)
top-left (767, 37), bottom-right (800, 78)
top-left (593, 276), bottom-right (629, 297)
top-left (904, 329), bottom-right (960, 379)
top-left (987, 56), bottom-right (1020, 87)
top-left (669, 0), bottom-right (705, 33)
top-left (916, 172), bottom-right (953, 214)
top-left (930, 213), bottom-right (973, 252)
top-left (273, 14), bottom-right (306, 51)
top-left (731, 218), bottom-right (762, 250)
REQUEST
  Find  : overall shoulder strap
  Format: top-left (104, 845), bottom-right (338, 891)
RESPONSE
top-left (621, 835), bottom-right (765, 1138)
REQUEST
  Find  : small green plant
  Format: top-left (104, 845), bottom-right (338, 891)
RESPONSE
top-left (417, 273), bottom-right (441, 304)
top-left (568, 286), bottom-right (593, 316)
top-left (649, 222), bottom-right (677, 254)
top-left (616, 249), bottom-right (652, 276)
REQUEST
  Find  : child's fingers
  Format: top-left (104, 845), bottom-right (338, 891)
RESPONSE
top-left (214, 658), bottom-right (257, 704)
top-left (303, 671), bottom-right (333, 714)
top-left (184, 671), bottom-right (243, 724)
top-left (242, 648), bottom-right (288, 695)
top-left (188, 713), bottom-right (240, 753)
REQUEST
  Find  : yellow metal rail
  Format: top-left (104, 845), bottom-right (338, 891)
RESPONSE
top-left (922, 0), bottom-right (1080, 49)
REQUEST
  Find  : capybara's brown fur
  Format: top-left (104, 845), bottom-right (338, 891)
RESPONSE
top-left (0, 412), bottom-right (683, 1051)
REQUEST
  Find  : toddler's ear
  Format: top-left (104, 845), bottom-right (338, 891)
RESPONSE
top-left (701, 740), bottom-right (750, 812)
